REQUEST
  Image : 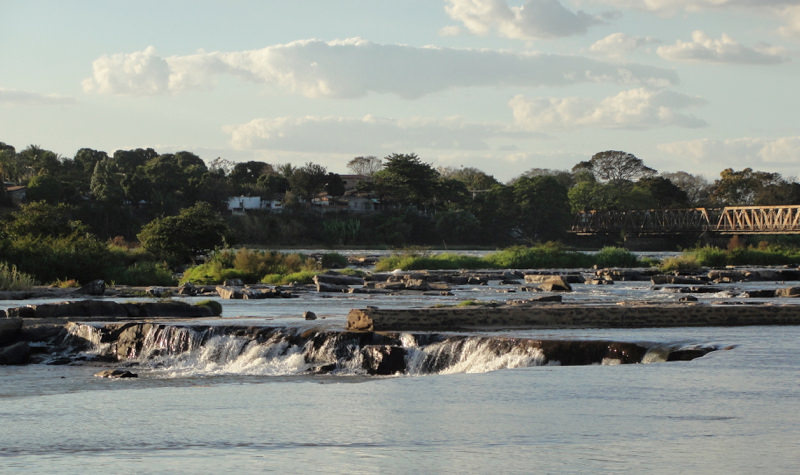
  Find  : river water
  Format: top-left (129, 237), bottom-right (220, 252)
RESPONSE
top-left (2, 276), bottom-right (799, 473)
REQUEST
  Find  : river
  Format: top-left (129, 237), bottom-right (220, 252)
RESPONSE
top-left (1, 274), bottom-right (799, 473)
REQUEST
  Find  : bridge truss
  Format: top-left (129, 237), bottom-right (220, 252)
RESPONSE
top-left (571, 205), bottom-right (800, 236)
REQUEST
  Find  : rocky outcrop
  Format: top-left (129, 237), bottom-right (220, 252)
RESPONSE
top-left (595, 268), bottom-right (656, 281)
top-left (524, 273), bottom-right (583, 284)
top-left (216, 286), bottom-right (294, 299)
top-left (651, 274), bottom-right (708, 285)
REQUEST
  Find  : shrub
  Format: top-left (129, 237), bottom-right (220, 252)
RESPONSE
top-left (660, 255), bottom-right (701, 273)
top-left (484, 244), bottom-right (590, 269)
top-left (593, 247), bottom-right (642, 268)
top-left (374, 252), bottom-right (484, 271)
top-left (690, 246), bottom-right (730, 268)
top-left (182, 249), bottom-right (321, 285)
top-left (109, 261), bottom-right (176, 286)
top-left (320, 253), bottom-right (348, 269)
top-left (2, 233), bottom-right (116, 284)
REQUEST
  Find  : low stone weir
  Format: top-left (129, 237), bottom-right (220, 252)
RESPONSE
top-left (2, 321), bottom-right (719, 372)
top-left (346, 303), bottom-right (800, 332)
top-left (3, 299), bottom-right (217, 320)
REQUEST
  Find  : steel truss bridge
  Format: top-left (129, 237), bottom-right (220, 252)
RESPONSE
top-left (571, 205), bottom-right (800, 236)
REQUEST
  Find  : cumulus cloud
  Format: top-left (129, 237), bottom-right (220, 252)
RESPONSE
top-left (779, 5), bottom-right (800, 36)
top-left (589, 33), bottom-right (661, 59)
top-left (83, 39), bottom-right (677, 98)
top-left (224, 115), bottom-right (526, 153)
top-left (592, 1), bottom-right (800, 36)
top-left (657, 31), bottom-right (788, 64)
top-left (659, 136), bottom-right (800, 167)
top-left (443, 0), bottom-right (602, 39)
top-left (0, 87), bottom-right (75, 105)
top-left (592, 1), bottom-right (797, 15)
top-left (82, 46), bottom-right (171, 95)
top-left (509, 88), bottom-right (706, 130)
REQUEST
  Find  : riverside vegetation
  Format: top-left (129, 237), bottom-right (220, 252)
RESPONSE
top-left (3, 141), bottom-right (800, 290)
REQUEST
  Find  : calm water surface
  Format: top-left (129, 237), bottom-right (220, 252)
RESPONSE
top-left (1, 278), bottom-right (799, 473)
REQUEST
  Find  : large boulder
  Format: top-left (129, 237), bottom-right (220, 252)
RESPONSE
top-left (216, 286), bottom-right (243, 299)
top-left (0, 341), bottom-right (31, 365)
top-left (77, 279), bottom-right (106, 296)
top-left (0, 318), bottom-right (23, 345)
top-left (360, 345), bottom-right (406, 375)
top-left (314, 273), bottom-right (365, 286)
top-left (775, 286), bottom-right (800, 298)
top-left (708, 269), bottom-right (748, 283)
top-left (177, 282), bottom-right (197, 296)
top-left (538, 276), bottom-right (572, 292)
top-left (313, 276), bottom-right (350, 293)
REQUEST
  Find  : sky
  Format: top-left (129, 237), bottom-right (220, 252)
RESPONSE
top-left (1, 0), bottom-right (799, 182)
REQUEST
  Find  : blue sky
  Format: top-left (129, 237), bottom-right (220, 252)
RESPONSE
top-left (1, 0), bottom-right (799, 181)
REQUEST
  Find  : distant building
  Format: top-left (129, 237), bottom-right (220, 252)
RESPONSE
top-left (3, 183), bottom-right (26, 205)
top-left (346, 195), bottom-right (378, 213)
top-left (340, 174), bottom-right (371, 192)
top-left (227, 196), bottom-right (283, 214)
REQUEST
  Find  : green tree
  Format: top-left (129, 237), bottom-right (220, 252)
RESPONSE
top-left (256, 173), bottom-right (290, 197)
top-left (230, 161), bottom-right (273, 185)
top-left (586, 150), bottom-right (655, 183)
top-left (0, 142), bottom-right (17, 184)
top-left (512, 176), bottom-right (570, 242)
top-left (438, 166), bottom-right (499, 192)
top-left (347, 156), bottom-right (382, 176)
top-left (288, 162), bottom-right (328, 201)
top-left (3, 201), bottom-right (87, 238)
top-left (138, 202), bottom-right (231, 266)
top-left (631, 176), bottom-right (689, 209)
top-left (710, 168), bottom-right (787, 206)
top-left (661, 171), bottom-right (710, 207)
top-left (373, 153), bottom-right (439, 210)
top-left (567, 180), bottom-right (620, 213)
top-left (325, 172), bottom-right (346, 197)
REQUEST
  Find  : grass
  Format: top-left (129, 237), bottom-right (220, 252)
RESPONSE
top-left (662, 245), bottom-right (800, 270)
top-left (375, 244), bottom-right (646, 271)
top-left (261, 270), bottom-right (317, 285)
top-left (0, 262), bottom-right (37, 291)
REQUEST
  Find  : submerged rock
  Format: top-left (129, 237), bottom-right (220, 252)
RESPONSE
top-left (94, 369), bottom-right (138, 379)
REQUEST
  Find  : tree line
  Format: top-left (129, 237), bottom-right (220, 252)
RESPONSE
top-left (2, 141), bottom-right (800, 251)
